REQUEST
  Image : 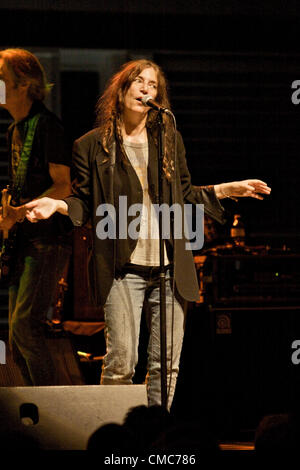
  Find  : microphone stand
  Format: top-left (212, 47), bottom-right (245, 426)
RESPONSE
top-left (157, 110), bottom-right (168, 409)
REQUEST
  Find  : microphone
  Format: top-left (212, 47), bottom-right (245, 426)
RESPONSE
top-left (138, 95), bottom-right (172, 115)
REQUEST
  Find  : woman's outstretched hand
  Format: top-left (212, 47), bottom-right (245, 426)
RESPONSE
top-left (214, 179), bottom-right (271, 200)
top-left (25, 197), bottom-right (65, 223)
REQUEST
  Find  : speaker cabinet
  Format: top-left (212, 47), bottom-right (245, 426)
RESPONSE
top-left (211, 305), bottom-right (300, 432)
top-left (173, 303), bottom-right (300, 438)
top-left (0, 385), bottom-right (148, 450)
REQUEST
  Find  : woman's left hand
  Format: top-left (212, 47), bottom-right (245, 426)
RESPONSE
top-left (215, 179), bottom-right (271, 200)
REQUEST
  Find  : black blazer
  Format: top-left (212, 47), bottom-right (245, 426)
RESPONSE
top-left (65, 127), bottom-right (226, 306)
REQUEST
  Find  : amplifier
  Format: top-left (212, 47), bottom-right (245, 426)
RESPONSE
top-left (208, 305), bottom-right (300, 432)
top-left (192, 247), bottom-right (300, 435)
top-left (195, 249), bottom-right (300, 306)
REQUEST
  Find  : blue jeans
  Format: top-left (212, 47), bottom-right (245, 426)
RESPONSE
top-left (9, 240), bottom-right (71, 385)
top-left (101, 266), bottom-right (186, 410)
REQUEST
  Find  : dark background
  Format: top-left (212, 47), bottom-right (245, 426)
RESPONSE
top-left (1, 1), bottom-right (300, 240)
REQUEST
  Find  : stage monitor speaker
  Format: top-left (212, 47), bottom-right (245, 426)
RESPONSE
top-left (0, 385), bottom-right (148, 450)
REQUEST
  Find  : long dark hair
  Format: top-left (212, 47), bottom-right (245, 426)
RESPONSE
top-left (95, 59), bottom-right (174, 180)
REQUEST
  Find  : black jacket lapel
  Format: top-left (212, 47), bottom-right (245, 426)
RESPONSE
top-left (95, 139), bottom-right (116, 205)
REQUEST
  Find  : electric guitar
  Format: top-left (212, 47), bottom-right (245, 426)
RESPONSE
top-left (0, 186), bottom-right (14, 282)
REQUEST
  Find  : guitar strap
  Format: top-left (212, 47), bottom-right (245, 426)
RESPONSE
top-left (12, 113), bottom-right (40, 203)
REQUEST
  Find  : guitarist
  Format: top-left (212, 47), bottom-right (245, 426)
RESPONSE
top-left (0, 48), bottom-right (72, 385)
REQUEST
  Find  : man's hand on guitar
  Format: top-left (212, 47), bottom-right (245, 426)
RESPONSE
top-left (25, 197), bottom-right (59, 222)
top-left (0, 205), bottom-right (26, 231)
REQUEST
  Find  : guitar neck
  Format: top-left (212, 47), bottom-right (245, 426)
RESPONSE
top-left (1, 187), bottom-right (12, 240)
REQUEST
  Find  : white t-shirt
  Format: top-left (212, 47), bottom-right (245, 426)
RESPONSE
top-left (123, 139), bottom-right (170, 266)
